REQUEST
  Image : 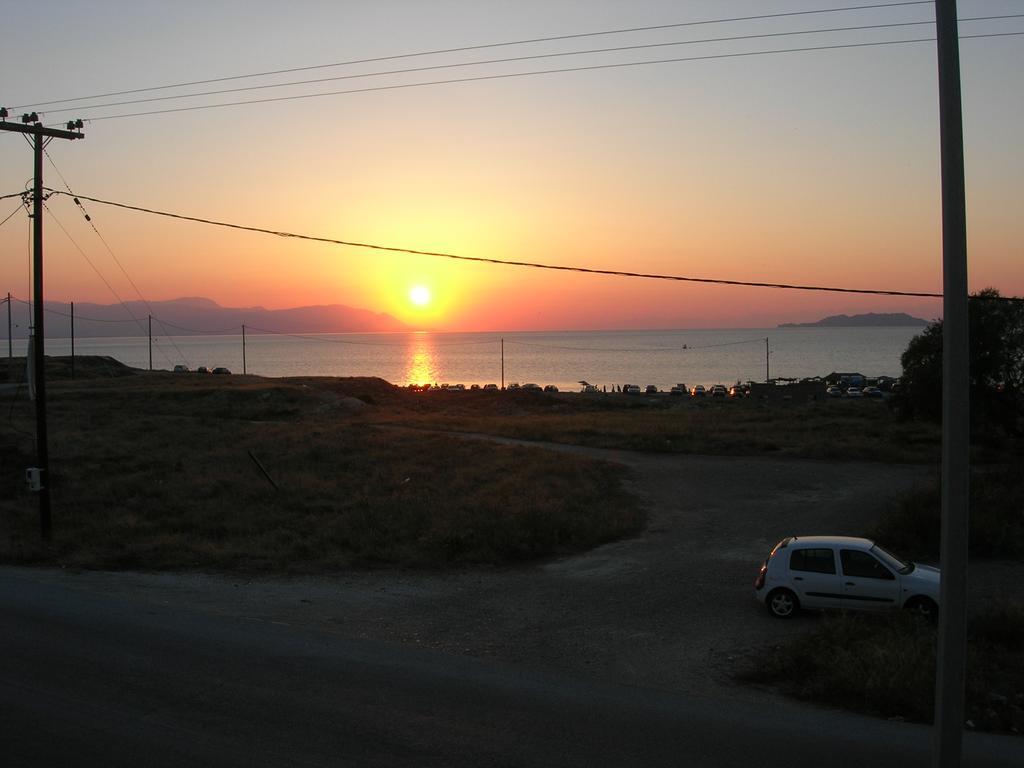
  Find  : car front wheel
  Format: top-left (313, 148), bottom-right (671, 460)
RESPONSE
top-left (904, 596), bottom-right (938, 620)
top-left (767, 588), bottom-right (799, 619)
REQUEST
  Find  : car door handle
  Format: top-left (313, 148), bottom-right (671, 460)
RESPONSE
top-left (845, 582), bottom-right (855, 586)
top-left (793, 576), bottom-right (803, 581)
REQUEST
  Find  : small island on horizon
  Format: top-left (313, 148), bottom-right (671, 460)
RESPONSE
top-left (778, 312), bottom-right (929, 328)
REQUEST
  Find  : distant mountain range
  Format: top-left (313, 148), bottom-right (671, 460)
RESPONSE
top-left (3, 297), bottom-right (407, 339)
top-left (778, 312), bottom-right (929, 328)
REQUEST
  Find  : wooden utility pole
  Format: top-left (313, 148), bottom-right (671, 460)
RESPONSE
top-left (6, 292), bottom-right (11, 364)
top-left (933, 2), bottom-right (970, 766)
top-left (242, 324), bottom-right (247, 375)
top-left (765, 337), bottom-right (770, 383)
top-left (70, 301), bottom-right (75, 380)
top-left (148, 314), bottom-right (153, 371)
top-left (0, 110), bottom-right (85, 540)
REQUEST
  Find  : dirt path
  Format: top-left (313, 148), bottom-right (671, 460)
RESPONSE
top-left (13, 435), bottom-right (1022, 705)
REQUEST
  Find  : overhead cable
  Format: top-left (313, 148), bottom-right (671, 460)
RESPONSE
top-left (48, 190), bottom-right (952, 299)
top-left (35, 17), bottom-right (1024, 116)
top-left (44, 153), bottom-right (193, 367)
top-left (41, 202), bottom-right (179, 369)
top-left (0, 205), bottom-right (23, 229)
top-left (54, 32), bottom-right (1024, 123)
top-left (14, 1), bottom-right (935, 110)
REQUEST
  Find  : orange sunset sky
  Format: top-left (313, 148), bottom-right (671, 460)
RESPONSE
top-left (1, 1), bottom-right (1021, 331)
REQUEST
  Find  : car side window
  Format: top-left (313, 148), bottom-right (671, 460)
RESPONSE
top-left (840, 549), bottom-right (895, 580)
top-left (789, 548), bottom-right (836, 574)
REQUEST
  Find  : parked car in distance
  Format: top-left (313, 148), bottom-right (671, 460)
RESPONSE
top-left (582, 384), bottom-right (599, 393)
top-left (507, 382), bottom-right (520, 390)
top-left (173, 364), bottom-right (190, 373)
top-left (845, 387), bottom-right (863, 398)
top-left (670, 383), bottom-right (687, 396)
top-left (645, 385), bottom-right (658, 394)
top-left (861, 385), bottom-right (883, 398)
top-left (826, 385), bottom-right (843, 398)
top-left (709, 384), bottom-right (727, 398)
top-left (728, 385), bottom-right (745, 398)
top-left (690, 384), bottom-right (706, 397)
top-left (483, 383), bottom-right (498, 391)
top-left (522, 383), bottom-right (541, 391)
top-left (212, 367), bottom-right (231, 375)
top-left (754, 535), bottom-right (939, 619)
top-left (197, 366), bottom-right (210, 374)
top-left (624, 384), bottom-right (642, 395)
top-left (448, 383), bottom-right (465, 391)
top-left (543, 384), bottom-right (559, 393)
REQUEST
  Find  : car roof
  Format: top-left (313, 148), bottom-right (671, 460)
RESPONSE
top-left (786, 535), bottom-right (874, 548)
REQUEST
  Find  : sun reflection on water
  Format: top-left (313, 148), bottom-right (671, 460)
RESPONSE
top-left (404, 334), bottom-right (439, 386)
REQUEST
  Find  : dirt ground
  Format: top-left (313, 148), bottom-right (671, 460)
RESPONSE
top-left (15, 433), bottom-right (1020, 707)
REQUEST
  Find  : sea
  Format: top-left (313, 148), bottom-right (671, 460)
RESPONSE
top-left (26, 326), bottom-right (922, 391)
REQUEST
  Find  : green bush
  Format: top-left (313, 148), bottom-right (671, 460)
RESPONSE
top-left (740, 603), bottom-right (1024, 732)
top-left (870, 467), bottom-right (1024, 560)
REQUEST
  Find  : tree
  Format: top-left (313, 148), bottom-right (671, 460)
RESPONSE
top-left (897, 288), bottom-right (1024, 424)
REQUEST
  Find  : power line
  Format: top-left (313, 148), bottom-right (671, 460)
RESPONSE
top-left (244, 326), bottom-right (501, 347)
top-left (152, 318), bottom-right (242, 335)
top-left (41, 201), bottom-right (178, 369)
top-left (9, 296), bottom-right (141, 324)
top-left (44, 152), bottom-right (193, 367)
top-left (0, 204), bottom-right (23, 229)
top-left (48, 189), bottom-right (952, 299)
top-left (36, 17), bottom-right (1024, 117)
top-left (504, 336), bottom-right (769, 353)
top-left (14, 1), bottom-right (935, 111)
top-left (52, 32), bottom-right (1024, 124)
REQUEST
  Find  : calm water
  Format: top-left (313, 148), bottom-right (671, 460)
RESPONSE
top-left (29, 327), bottom-right (920, 391)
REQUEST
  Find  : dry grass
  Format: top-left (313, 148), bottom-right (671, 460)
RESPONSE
top-left (739, 603), bottom-right (1024, 733)
top-left (0, 364), bottom-right (642, 571)
top-left (377, 394), bottom-right (942, 464)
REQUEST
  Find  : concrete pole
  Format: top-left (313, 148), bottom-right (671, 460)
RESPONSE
top-left (932, 1), bottom-right (971, 766)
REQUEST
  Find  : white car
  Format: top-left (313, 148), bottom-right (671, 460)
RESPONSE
top-left (754, 536), bottom-right (939, 619)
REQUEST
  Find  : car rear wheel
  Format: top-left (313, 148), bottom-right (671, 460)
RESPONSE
top-left (767, 588), bottom-right (799, 619)
top-left (904, 596), bottom-right (938, 619)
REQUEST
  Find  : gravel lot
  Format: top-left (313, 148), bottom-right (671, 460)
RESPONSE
top-left (13, 436), bottom-right (1022, 706)
top-left (16, 434), bottom-right (1024, 716)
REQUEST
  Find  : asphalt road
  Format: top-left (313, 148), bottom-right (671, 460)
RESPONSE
top-left (3, 570), bottom-right (1022, 768)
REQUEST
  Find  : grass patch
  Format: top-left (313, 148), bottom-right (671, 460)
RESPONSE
top-left (0, 372), bottom-right (643, 572)
top-left (739, 603), bottom-right (1024, 733)
top-left (869, 465), bottom-right (1024, 560)
top-left (379, 396), bottom-right (941, 463)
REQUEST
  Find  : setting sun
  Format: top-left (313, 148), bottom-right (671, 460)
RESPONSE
top-left (410, 285), bottom-right (431, 307)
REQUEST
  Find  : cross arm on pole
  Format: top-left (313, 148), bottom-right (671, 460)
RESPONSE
top-left (0, 122), bottom-right (84, 141)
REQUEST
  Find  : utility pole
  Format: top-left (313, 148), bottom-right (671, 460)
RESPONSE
top-left (501, 338), bottom-right (504, 390)
top-left (6, 292), bottom-right (11, 364)
top-left (765, 337), bottom-right (770, 383)
top-left (148, 314), bottom-right (152, 371)
top-left (0, 109), bottom-right (85, 540)
top-left (933, 2), bottom-right (970, 767)
top-left (70, 301), bottom-right (75, 380)
top-left (242, 324), bottom-right (247, 375)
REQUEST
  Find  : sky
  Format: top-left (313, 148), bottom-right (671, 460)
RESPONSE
top-left (1, 0), bottom-right (1021, 331)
